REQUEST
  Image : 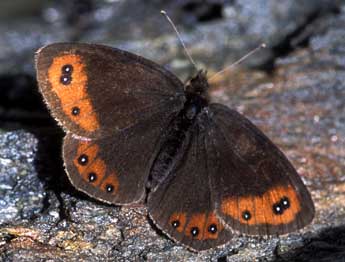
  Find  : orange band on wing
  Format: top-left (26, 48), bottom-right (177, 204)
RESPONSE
top-left (73, 141), bottom-right (119, 193)
top-left (100, 172), bottom-right (119, 194)
top-left (73, 142), bottom-right (105, 182)
top-left (221, 185), bottom-right (301, 225)
top-left (73, 142), bottom-right (99, 174)
top-left (185, 213), bottom-right (206, 240)
top-left (169, 211), bottom-right (225, 240)
top-left (169, 212), bottom-right (187, 233)
top-left (203, 212), bottom-right (224, 240)
top-left (48, 54), bottom-right (99, 132)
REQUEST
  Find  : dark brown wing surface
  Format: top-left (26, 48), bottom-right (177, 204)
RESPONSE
top-left (63, 109), bottom-right (178, 205)
top-left (206, 103), bottom-right (314, 235)
top-left (36, 42), bottom-right (187, 204)
top-left (147, 114), bottom-right (233, 251)
top-left (36, 43), bottom-right (185, 139)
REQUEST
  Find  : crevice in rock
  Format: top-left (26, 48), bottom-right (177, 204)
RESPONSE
top-left (0, 73), bottom-right (54, 130)
top-left (262, 6), bottom-right (341, 73)
top-left (33, 131), bottom-right (76, 223)
top-left (273, 225), bottom-right (345, 261)
top-left (182, 0), bottom-right (223, 22)
top-left (0, 74), bottom-right (40, 111)
top-left (217, 255), bottom-right (227, 262)
top-left (55, 191), bottom-right (72, 222)
top-left (139, 249), bottom-right (149, 261)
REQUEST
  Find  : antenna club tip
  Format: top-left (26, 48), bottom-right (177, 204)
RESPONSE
top-left (160, 10), bottom-right (166, 14)
top-left (261, 43), bottom-right (267, 48)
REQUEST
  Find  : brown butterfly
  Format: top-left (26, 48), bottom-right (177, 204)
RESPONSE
top-left (35, 42), bottom-right (314, 251)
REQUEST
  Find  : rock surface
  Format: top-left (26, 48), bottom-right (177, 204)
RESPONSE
top-left (0, 0), bottom-right (345, 261)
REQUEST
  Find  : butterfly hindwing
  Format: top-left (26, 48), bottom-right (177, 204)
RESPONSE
top-left (63, 101), bottom-right (181, 205)
top-left (36, 43), bottom-right (185, 139)
top-left (147, 116), bottom-right (232, 251)
top-left (206, 103), bottom-right (314, 235)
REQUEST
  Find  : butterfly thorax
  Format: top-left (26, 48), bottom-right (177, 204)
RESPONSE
top-left (185, 70), bottom-right (210, 101)
top-left (147, 73), bottom-right (209, 191)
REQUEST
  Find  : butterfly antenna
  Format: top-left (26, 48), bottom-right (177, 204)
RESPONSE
top-left (209, 43), bottom-right (267, 81)
top-left (160, 10), bottom-right (198, 70)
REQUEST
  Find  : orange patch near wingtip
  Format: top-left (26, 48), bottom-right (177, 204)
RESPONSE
top-left (48, 54), bottom-right (99, 132)
top-left (169, 212), bottom-right (187, 233)
top-left (221, 185), bottom-right (301, 226)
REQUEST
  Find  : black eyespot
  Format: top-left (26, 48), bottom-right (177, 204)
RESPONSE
top-left (62, 64), bottom-right (73, 74)
top-left (191, 227), bottom-right (199, 237)
top-left (71, 106), bottom-right (80, 116)
top-left (88, 172), bottom-right (97, 182)
top-left (60, 75), bottom-right (72, 85)
top-left (208, 224), bottom-right (217, 234)
top-left (78, 154), bottom-right (88, 165)
top-left (171, 220), bottom-right (180, 228)
top-left (273, 203), bottom-right (284, 215)
top-left (280, 196), bottom-right (290, 209)
top-left (242, 210), bottom-right (251, 221)
top-left (106, 184), bottom-right (114, 193)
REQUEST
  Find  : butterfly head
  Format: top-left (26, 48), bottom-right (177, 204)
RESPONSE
top-left (185, 70), bottom-right (209, 99)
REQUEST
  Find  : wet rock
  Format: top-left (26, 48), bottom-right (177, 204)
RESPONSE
top-left (0, 0), bottom-right (342, 76)
top-left (0, 0), bottom-right (342, 131)
top-left (0, 131), bottom-right (42, 224)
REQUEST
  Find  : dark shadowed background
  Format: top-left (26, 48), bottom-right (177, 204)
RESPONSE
top-left (0, 0), bottom-right (344, 261)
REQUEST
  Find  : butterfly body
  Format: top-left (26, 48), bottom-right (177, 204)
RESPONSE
top-left (148, 71), bottom-right (208, 190)
top-left (35, 43), bottom-right (314, 251)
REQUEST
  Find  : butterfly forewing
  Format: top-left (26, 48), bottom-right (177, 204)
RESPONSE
top-left (36, 43), bottom-right (187, 205)
top-left (206, 103), bottom-right (314, 235)
top-left (36, 43), bottom-right (185, 139)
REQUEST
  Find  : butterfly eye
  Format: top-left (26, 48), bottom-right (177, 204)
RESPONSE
top-left (78, 154), bottom-right (88, 165)
top-left (171, 220), bottom-right (180, 228)
top-left (190, 227), bottom-right (199, 237)
top-left (88, 172), bottom-right (97, 182)
top-left (208, 224), bottom-right (217, 234)
top-left (61, 64), bottom-right (73, 74)
top-left (242, 210), bottom-right (251, 221)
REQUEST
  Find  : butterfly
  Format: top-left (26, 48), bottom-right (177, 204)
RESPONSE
top-left (35, 42), bottom-right (314, 251)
